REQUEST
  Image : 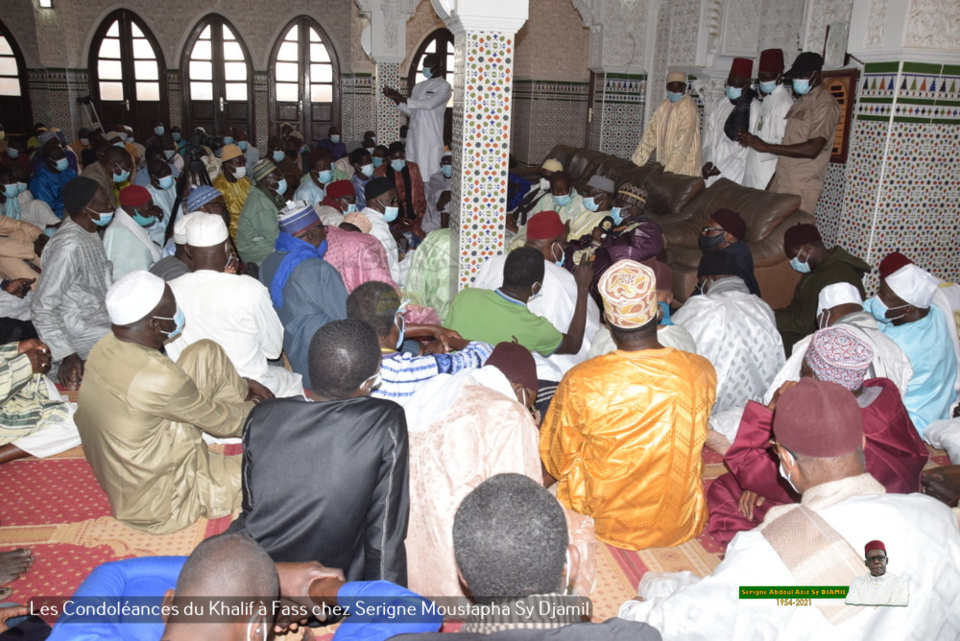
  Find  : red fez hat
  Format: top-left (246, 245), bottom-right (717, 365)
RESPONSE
top-left (773, 378), bottom-right (863, 458)
top-left (783, 223), bottom-right (821, 251)
top-left (118, 185), bottom-right (151, 208)
top-left (326, 180), bottom-right (354, 199)
top-left (758, 49), bottom-right (785, 74)
top-left (878, 252), bottom-right (914, 280)
top-left (526, 210), bottom-right (566, 241)
top-left (712, 208), bottom-right (747, 240)
top-left (730, 57), bottom-right (754, 78)
top-left (485, 342), bottom-right (538, 393)
top-left (864, 540), bottom-right (886, 555)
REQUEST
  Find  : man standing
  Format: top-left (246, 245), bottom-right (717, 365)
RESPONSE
top-left (236, 159), bottom-right (287, 266)
top-left (701, 58), bottom-right (759, 186)
top-left (740, 52), bottom-right (841, 213)
top-left (260, 202), bottom-right (348, 389)
top-left (846, 541), bottom-right (910, 606)
top-left (383, 54), bottom-right (451, 183)
top-left (743, 49), bottom-right (794, 190)
top-left (231, 319), bottom-right (409, 585)
top-left (541, 260), bottom-right (717, 550)
top-left (32, 178), bottom-right (113, 390)
top-left (697, 208), bottom-right (760, 296)
top-left (77, 271), bottom-right (265, 534)
top-left (212, 143), bottom-right (251, 241)
top-left (103, 185), bottom-right (161, 280)
top-left (632, 71), bottom-right (702, 177)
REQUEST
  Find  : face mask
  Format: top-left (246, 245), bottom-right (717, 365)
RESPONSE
top-left (539, 177), bottom-right (550, 191)
top-left (666, 91), bottom-right (684, 103)
top-left (90, 208), bottom-right (113, 227)
top-left (383, 205), bottom-right (399, 223)
top-left (725, 86), bottom-right (743, 101)
top-left (17, 182), bottom-right (27, 194)
top-left (153, 126), bottom-right (164, 136)
top-left (154, 306), bottom-right (186, 339)
top-left (698, 232), bottom-right (724, 252)
top-left (345, 203), bottom-right (358, 213)
top-left (49, 156), bottom-right (67, 172)
top-left (867, 296), bottom-right (908, 323)
top-left (80, 137), bottom-right (90, 146)
top-left (759, 80), bottom-right (778, 94)
top-left (422, 68), bottom-right (433, 79)
top-left (610, 206), bottom-right (624, 226)
top-left (394, 313), bottom-right (406, 349)
top-left (131, 209), bottom-right (156, 227)
top-left (658, 301), bottom-right (673, 326)
top-left (553, 194), bottom-right (571, 208)
top-left (238, 141), bottom-right (248, 151)
top-left (274, 178), bottom-right (288, 196)
top-left (113, 141), bottom-right (126, 148)
top-left (792, 77), bottom-right (813, 95)
top-left (366, 147), bottom-right (375, 155)
top-left (583, 196), bottom-right (600, 212)
top-left (113, 168), bottom-right (130, 183)
top-left (441, 165), bottom-right (452, 178)
top-left (227, 165), bottom-right (245, 180)
top-left (372, 157), bottom-right (384, 168)
top-left (171, 132), bottom-right (181, 142)
top-left (272, 150), bottom-right (285, 163)
top-left (330, 135), bottom-right (340, 143)
top-left (360, 163), bottom-right (375, 177)
top-left (528, 282), bottom-right (543, 302)
top-left (7, 148), bottom-right (18, 159)
top-left (551, 242), bottom-right (565, 267)
top-left (390, 159), bottom-right (406, 173)
top-left (118, 133), bottom-right (128, 142)
top-left (779, 461), bottom-right (799, 493)
top-left (789, 247), bottom-right (811, 274)
top-left (220, 136), bottom-right (233, 144)
top-left (316, 169), bottom-right (334, 184)
top-left (158, 175), bottom-right (174, 190)
top-left (3, 184), bottom-right (18, 198)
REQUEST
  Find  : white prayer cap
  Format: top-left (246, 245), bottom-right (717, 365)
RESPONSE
top-left (172, 212), bottom-right (202, 245)
top-left (185, 213), bottom-right (228, 247)
top-left (666, 71), bottom-right (686, 84)
top-left (817, 282), bottom-right (863, 317)
top-left (106, 271), bottom-right (166, 325)
top-left (886, 263), bottom-right (939, 309)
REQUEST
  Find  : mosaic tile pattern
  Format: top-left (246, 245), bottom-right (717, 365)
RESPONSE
top-left (815, 163), bottom-right (846, 245)
top-left (511, 80), bottom-right (588, 165)
top-left (166, 70), bottom-right (181, 129)
top-left (590, 73), bottom-right (646, 159)
top-left (451, 30), bottom-right (515, 288)
top-left (375, 62), bottom-right (405, 145)
top-left (254, 71), bottom-right (268, 148)
top-left (27, 68), bottom-right (88, 134)
top-left (341, 73), bottom-right (375, 142)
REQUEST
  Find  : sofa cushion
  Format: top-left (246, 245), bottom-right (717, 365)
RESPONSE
top-left (643, 172), bottom-right (704, 217)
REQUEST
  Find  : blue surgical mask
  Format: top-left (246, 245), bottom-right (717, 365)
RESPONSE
top-left (345, 203), bottom-right (358, 213)
top-left (553, 194), bottom-right (572, 208)
top-left (171, 132), bottom-right (181, 142)
top-left (154, 126), bottom-right (165, 136)
top-left (422, 68), bottom-right (433, 79)
top-left (759, 80), bottom-right (778, 94)
top-left (441, 165), bottom-right (452, 178)
top-left (658, 301), bottom-right (673, 326)
top-left (866, 296), bottom-right (908, 324)
top-left (3, 184), bottom-right (19, 198)
top-left (17, 182), bottom-right (27, 194)
top-left (275, 178), bottom-right (288, 196)
top-left (164, 149), bottom-right (175, 160)
top-left (383, 205), bottom-right (399, 223)
top-left (583, 196), bottom-right (600, 212)
top-left (131, 209), bottom-right (156, 227)
top-left (7, 148), bottom-right (18, 159)
top-left (330, 135), bottom-right (340, 143)
top-left (158, 175), bottom-right (174, 190)
top-left (789, 247), bottom-right (811, 274)
top-left (238, 141), bottom-right (248, 151)
top-left (54, 157), bottom-right (69, 172)
top-left (91, 209), bottom-right (113, 227)
top-left (113, 168), bottom-right (130, 183)
top-left (666, 91), bottom-right (684, 103)
top-left (154, 305), bottom-right (186, 340)
top-left (360, 163), bottom-right (374, 177)
top-left (725, 86), bottom-right (743, 101)
top-left (792, 78), bottom-right (812, 95)
top-left (394, 313), bottom-right (406, 349)
top-left (390, 159), bottom-right (406, 173)
top-left (372, 157), bottom-right (384, 168)
top-left (272, 150), bottom-right (285, 163)
top-left (223, 136), bottom-right (234, 144)
top-left (552, 242), bottom-right (565, 267)
top-left (610, 207), bottom-right (624, 226)
top-left (317, 169), bottom-right (334, 184)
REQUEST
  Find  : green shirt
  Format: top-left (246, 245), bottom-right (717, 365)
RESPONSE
top-left (447, 288), bottom-right (563, 356)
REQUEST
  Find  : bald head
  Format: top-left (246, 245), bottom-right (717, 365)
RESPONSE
top-left (175, 533), bottom-right (278, 598)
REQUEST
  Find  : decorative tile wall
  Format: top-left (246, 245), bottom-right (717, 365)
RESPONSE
top-left (588, 73), bottom-right (646, 159)
top-left (26, 68), bottom-right (88, 133)
top-left (815, 162), bottom-right (846, 245)
top-left (511, 80), bottom-right (588, 165)
top-left (341, 73), bottom-right (376, 142)
top-left (254, 71), bottom-right (269, 149)
top-left (450, 30), bottom-right (515, 288)
top-left (166, 70), bottom-right (182, 129)
top-left (374, 62), bottom-right (405, 145)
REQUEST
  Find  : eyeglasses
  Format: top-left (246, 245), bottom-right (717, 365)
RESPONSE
top-left (701, 226), bottom-right (725, 234)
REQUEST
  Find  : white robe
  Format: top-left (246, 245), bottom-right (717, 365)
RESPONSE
top-left (361, 206), bottom-right (402, 285)
top-left (397, 76), bottom-right (452, 183)
top-left (423, 169), bottom-right (450, 234)
top-left (702, 95), bottom-right (761, 187)
top-left (102, 208), bottom-right (162, 281)
top-left (673, 277), bottom-right (784, 414)
top-left (587, 323), bottom-right (698, 360)
top-left (473, 255), bottom-right (600, 382)
top-left (846, 572), bottom-right (910, 606)
top-left (744, 84), bottom-right (794, 189)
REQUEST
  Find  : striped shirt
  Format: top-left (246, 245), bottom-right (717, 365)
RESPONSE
top-left (373, 341), bottom-right (494, 407)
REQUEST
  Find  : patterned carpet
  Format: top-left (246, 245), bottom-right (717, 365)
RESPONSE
top-left (0, 443), bottom-right (950, 632)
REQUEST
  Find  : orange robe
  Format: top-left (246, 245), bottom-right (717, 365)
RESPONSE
top-left (540, 347), bottom-right (717, 550)
top-left (212, 173), bottom-right (252, 241)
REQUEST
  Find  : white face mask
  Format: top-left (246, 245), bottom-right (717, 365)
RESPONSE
top-left (528, 282), bottom-right (543, 302)
top-left (539, 177), bottom-right (550, 191)
top-left (232, 165), bottom-right (247, 179)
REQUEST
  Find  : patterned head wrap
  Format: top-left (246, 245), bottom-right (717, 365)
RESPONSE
top-left (616, 183), bottom-right (648, 207)
top-left (598, 260), bottom-right (657, 328)
top-left (803, 326), bottom-right (874, 391)
top-left (185, 185), bottom-right (222, 212)
top-left (252, 158), bottom-right (279, 182)
top-left (342, 212), bottom-right (372, 233)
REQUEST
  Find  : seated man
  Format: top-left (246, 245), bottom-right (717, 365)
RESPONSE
top-left (401, 474), bottom-right (661, 640)
top-left (230, 320), bottom-right (409, 585)
top-left (541, 260), bottom-right (717, 550)
top-left (845, 540), bottom-right (910, 606)
top-left (349, 147), bottom-right (375, 209)
top-left (776, 223), bottom-right (870, 354)
top-left (149, 212), bottom-right (199, 282)
top-left (708, 327), bottom-right (928, 548)
top-left (347, 281), bottom-right (492, 407)
top-left (506, 157), bottom-right (562, 232)
top-left (293, 148), bottom-right (335, 207)
top-left (374, 142), bottom-right (426, 235)
top-left (0, 175), bottom-right (45, 283)
top-left (317, 125), bottom-right (347, 161)
top-left (142, 157), bottom-right (177, 246)
top-left (317, 179), bottom-right (358, 226)
top-left (697, 208), bottom-right (760, 296)
top-left (104, 185), bottom-right (162, 280)
top-left (211, 143), bottom-right (251, 241)
top-left (31, 177), bottom-right (113, 390)
top-left (515, 171), bottom-right (587, 248)
top-left (260, 202), bottom-right (348, 389)
top-left (236, 159), bottom-right (287, 266)
top-left (28, 140), bottom-right (77, 218)
top-left (447, 247), bottom-right (593, 370)
top-left (361, 177), bottom-right (403, 283)
top-left (621, 378), bottom-right (960, 639)
top-left (673, 252), bottom-right (783, 415)
top-left (567, 174), bottom-right (615, 240)
top-left (11, 165), bottom-right (61, 228)
top-left (80, 146), bottom-right (133, 207)
top-left (77, 271), bottom-right (267, 534)
top-left (168, 215), bottom-right (302, 398)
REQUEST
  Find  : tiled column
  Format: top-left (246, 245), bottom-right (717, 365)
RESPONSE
top-left (373, 61), bottom-right (404, 143)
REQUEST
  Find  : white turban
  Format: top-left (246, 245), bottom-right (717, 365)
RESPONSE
top-left (817, 282), bottom-right (863, 317)
top-left (886, 264), bottom-right (939, 309)
top-left (172, 212), bottom-right (203, 245)
top-left (106, 271), bottom-right (166, 325)
top-left (185, 213), bottom-right (228, 248)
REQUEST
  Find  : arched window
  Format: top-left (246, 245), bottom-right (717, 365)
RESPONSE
top-left (182, 15), bottom-right (253, 138)
top-left (268, 16), bottom-right (340, 143)
top-left (407, 28), bottom-right (454, 108)
top-left (0, 20), bottom-right (31, 135)
top-left (88, 10), bottom-right (167, 140)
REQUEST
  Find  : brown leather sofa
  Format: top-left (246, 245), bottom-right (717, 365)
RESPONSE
top-left (525, 145), bottom-right (815, 309)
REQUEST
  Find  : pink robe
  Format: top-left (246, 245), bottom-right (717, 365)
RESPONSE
top-left (708, 377), bottom-right (929, 548)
